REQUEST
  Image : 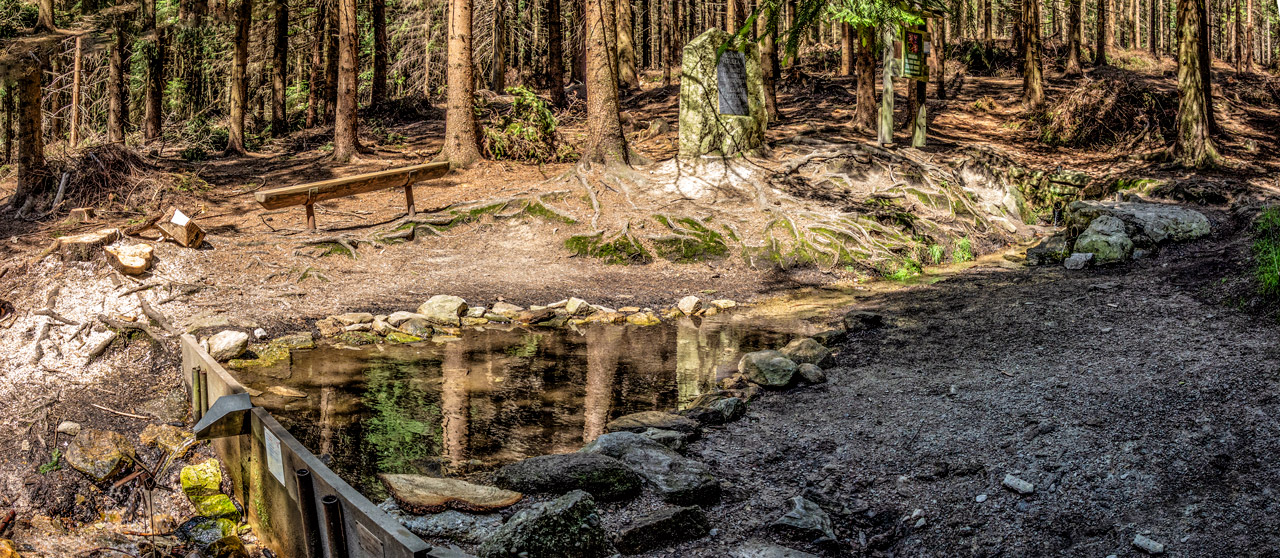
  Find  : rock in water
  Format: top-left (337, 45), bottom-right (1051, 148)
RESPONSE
top-left (1074, 215), bottom-right (1134, 264)
top-left (729, 541), bottom-right (821, 558)
top-left (380, 474), bottom-right (523, 514)
top-left (492, 453), bottom-right (642, 502)
top-left (396, 509), bottom-right (503, 545)
top-left (386, 311), bottom-right (426, 326)
top-left (65, 429), bottom-right (134, 483)
top-left (605, 411), bottom-right (701, 436)
top-left (104, 243), bottom-right (154, 275)
top-left (565, 297), bottom-right (591, 316)
top-left (773, 496), bottom-right (837, 541)
top-left (739, 350), bottom-right (798, 388)
top-left (207, 330), bottom-right (249, 361)
top-left (677, 296), bottom-right (703, 315)
top-left (398, 318), bottom-right (434, 338)
top-left (490, 302), bottom-right (524, 317)
top-left (1063, 252), bottom-right (1094, 270)
top-left (780, 338), bottom-right (835, 367)
top-left (417, 295), bottom-right (469, 325)
top-left (580, 432), bottom-right (721, 505)
top-left (476, 490), bottom-right (615, 558)
top-left (58, 228), bottom-right (121, 261)
top-left (616, 506), bottom-right (710, 554)
top-left (332, 312), bottom-right (374, 326)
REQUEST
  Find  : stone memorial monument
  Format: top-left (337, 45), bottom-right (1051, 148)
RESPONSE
top-left (678, 29), bottom-right (768, 159)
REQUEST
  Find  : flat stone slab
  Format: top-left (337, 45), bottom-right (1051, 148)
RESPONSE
top-left (65, 429), bottom-right (134, 483)
top-left (380, 474), bottom-right (523, 514)
top-left (605, 411), bottom-right (701, 436)
top-left (492, 453), bottom-right (641, 502)
top-left (616, 505), bottom-right (710, 554)
top-left (581, 432), bottom-right (720, 506)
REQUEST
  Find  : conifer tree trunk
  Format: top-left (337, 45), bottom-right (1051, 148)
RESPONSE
top-left (932, 16), bottom-right (947, 100)
top-left (109, 29), bottom-right (127, 143)
top-left (1196, 0), bottom-right (1215, 131)
top-left (1023, 0), bottom-right (1044, 108)
top-left (373, 0), bottom-right (389, 102)
top-left (37, 0), bottom-right (56, 32)
top-left (2, 83), bottom-right (12, 163)
top-left (548, 0), bottom-right (569, 107)
top-left (307, 3), bottom-right (325, 128)
top-left (840, 22), bottom-right (854, 76)
top-left (143, 0), bottom-right (163, 141)
top-left (878, 26), bottom-right (895, 145)
top-left (13, 63), bottom-right (47, 211)
top-left (490, 0), bottom-right (506, 92)
top-left (227, 0), bottom-right (251, 155)
top-left (1097, 0), bottom-right (1114, 64)
top-left (617, 0), bottom-right (640, 90)
top-left (583, 0), bottom-right (630, 164)
top-left (661, 0), bottom-right (672, 86)
top-left (1174, 0), bottom-right (1218, 166)
top-left (1067, 0), bottom-right (1084, 73)
top-left (325, 6), bottom-right (339, 121)
top-left (71, 37), bottom-right (83, 148)
top-left (272, 0), bottom-right (288, 134)
top-left (573, 0), bottom-right (587, 84)
top-left (1242, 0), bottom-right (1252, 69)
top-left (983, 0), bottom-right (993, 42)
top-left (333, 0), bottom-right (361, 162)
top-left (759, 4), bottom-right (781, 123)
top-left (854, 25), bottom-right (875, 129)
top-left (1151, 0), bottom-right (1160, 56)
top-left (442, 0), bottom-right (482, 167)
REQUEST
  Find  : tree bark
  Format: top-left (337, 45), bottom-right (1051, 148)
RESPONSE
top-left (854, 25), bottom-right (875, 130)
top-left (583, 0), bottom-right (630, 164)
top-left (1151, 0), bottom-right (1160, 56)
top-left (878, 26), bottom-right (895, 145)
top-left (325, 5), bottom-right (339, 121)
top-left (932, 16), bottom-right (947, 100)
top-left (1023, 0), bottom-right (1045, 109)
top-left (13, 63), bottom-right (47, 211)
top-left (661, 0), bottom-right (672, 86)
top-left (490, 0), bottom-right (506, 92)
top-left (442, 0), bottom-right (482, 167)
top-left (1242, 0), bottom-right (1252, 69)
top-left (37, 0), bottom-right (56, 32)
top-left (71, 36), bottom-right (83, 148)
top-left (617, 0), bottom-right (640, 90)
top-left (109, 28), bottom-right (127, 143)
top-left (1067, 0), bottom-right (1084, 73)
top-left (272, 0), bottom-right (289, 135)
top-left (1097, 0), bottom-right (1114, 64)
top-left (227, 0), bottom-right (251, 155)
top-left (144, 0), bottom-right (163, 141)
top-left (573, 0), bottom-right (587, 84)
top-left (548, 0), bottom-right (569, 107)
top-left (1196, 0), bottom-right (1215, 132)
top-left (983, 0), bottom-right (993, 42)
top-left (333, 0), bottom-right (361, 162)
top-left (307, 3), bottom-right (326, 128)
top-left (840, 22), bottom-right (854, 76)
top-left (1174, 0), bottom-right (1219, 166)
top-left (2, 83), bottom-right (12, 163)
top-left (373, 0), bottom-right (389, 103)
top-left (759, 4), bottom-right (781, 123)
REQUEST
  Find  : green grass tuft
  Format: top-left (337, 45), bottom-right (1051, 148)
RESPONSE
top-left (952, 238), bottom-right (974, 263)
top-left (1255, 207), bottom-right (1280, 298)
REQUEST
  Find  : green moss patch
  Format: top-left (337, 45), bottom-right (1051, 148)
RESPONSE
top-left (565, 232), bottom-right (652, 265)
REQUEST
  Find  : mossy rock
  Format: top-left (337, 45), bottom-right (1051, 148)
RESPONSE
top-left (181, 459), bottom-right (241, 522)
top-left (565, 233), bottom-right (651, 265)
top-left (385, 331), bottom-right (423, 344)
top-left (337, 331), bottom-right (382, 346)
top-left (226, 342), bottom-right (290, 369)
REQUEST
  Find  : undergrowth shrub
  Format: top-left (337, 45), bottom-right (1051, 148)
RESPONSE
top-left (480, 86), bottom-right (577, 163)
top-left (0, 0), bottom-right (37, 38)
top-left (1255, 206), bottom-right (1280, 299)
top-left (1029, 69), bottom-right (1175, 149)
top-left (956, 41), bottom-right (1019, 76)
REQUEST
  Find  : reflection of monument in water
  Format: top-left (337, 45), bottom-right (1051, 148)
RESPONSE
top-left (675, 316), bottom-right (749, 407)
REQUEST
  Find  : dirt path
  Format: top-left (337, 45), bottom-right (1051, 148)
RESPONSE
top-left (662, 211), bottom-right (1280, 556)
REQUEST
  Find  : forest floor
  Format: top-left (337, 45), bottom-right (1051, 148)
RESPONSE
top-left (0, 49), bottom-right (1277, 556)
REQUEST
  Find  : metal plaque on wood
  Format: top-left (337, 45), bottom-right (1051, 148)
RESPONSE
top-left (717, 51), bottom-right (750, 116)
top-left (264, 427), bottom-right (285, 486)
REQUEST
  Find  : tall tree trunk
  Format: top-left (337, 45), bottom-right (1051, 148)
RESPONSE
top-left (333, 0), bottom-right (360, 162)
top-left (37, 0), bottom-right (56, 32)
top-left (1174, 0), bottom-right (1218, 166)
top-left (932, 16), bottom-right (947, 100)
top-left (727, 0), bottom-right (743, 33)
top-left (854, 25), bottom-right (875, 129)
top-left (1133, 0), bottom-right (1141, 48)
top-left (661, 0), bottom-right (672, 86)
top-left (1067, 0), bottom-right (1084, 73)
top-left (548, 0), bottom-right (569, 107)
top-left (2, 83), bottom-right (11, 164)
top-left (1151, 0), bottom-right (1160, 55)
top-left (1232, 0), bottom-right (1242, 71)
top-left (272, 0), bottom-right (288, 134)
top-left (1242, 0), bottom-right (1252, 69)
top-left (307, 3), bottom-right (326, 128)
top-left (616, 0), bottom-right (639, 90)
top-left (840, 22), bottom-right (854, 76)
top-left (71, 37), bottom-right (83, 148)
top-left (227, 0), bottom-right (250, 155)
top-left (759, 4), bottom-right (781, 123)
top-left (1096, 0), bottom-right (1112, 64)
top-left (878, 26), bottom-right (895, 145)
top-left (13, 63), bottom-right (47, 212)
top-left (583, 0), bottom-right (630, 164)
top-left (373, 0), bottom-right (389, 102)
top-left (109, 28), bottom-right (127, 143)
top-left (325, 6), bottom-right (339, 121)
top-left (442, 0), bottom-right (482, 167)
top-left (573, 0), bottom-right (587, 84)
top-left (1023, 0), bottom-right (1045, 108)
top-left (143, 0), bottom-right (163, 141)
top-left (1196, 0), bottom-right (1215, 132)
top-left (983, 0), bottom-right (993, 42)
top-left (490, 0), bottom-right (506, 91)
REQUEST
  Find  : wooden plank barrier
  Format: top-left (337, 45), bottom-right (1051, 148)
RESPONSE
top-left (253, 161), bottom-right (450, 230)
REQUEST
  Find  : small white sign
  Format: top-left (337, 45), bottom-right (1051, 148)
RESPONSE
top-left (171, 209), bottom-right (190, 227)
top-left (264, 428), bottom-right (285, 486)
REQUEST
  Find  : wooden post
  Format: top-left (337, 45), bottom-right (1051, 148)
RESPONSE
top-left (404, 184), bottom-right (416, 217)
top-left (911, 78), bottom-right (928, 147)
top-left (70, 36), bottom-right (83, 148)
top-left (305, 203), bottom-right (316, 230)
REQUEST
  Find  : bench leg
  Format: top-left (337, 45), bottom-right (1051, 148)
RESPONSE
top-left (305, 203), bottom-right (316, 230)
top-left (404, 184), bottom-right (416, 217)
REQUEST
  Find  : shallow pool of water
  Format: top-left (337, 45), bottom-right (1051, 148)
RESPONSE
top-left (233, 313), bottom-right (813, 497)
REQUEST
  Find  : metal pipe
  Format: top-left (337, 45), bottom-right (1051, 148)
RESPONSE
top-left (321, 494), bottom-right (349, 558)
top-left (296, 469), bottom-right (322, 557)
top-left (192, 367), bottom-right (205, 421)
top-left (198, 369), bottom-right (210, 417)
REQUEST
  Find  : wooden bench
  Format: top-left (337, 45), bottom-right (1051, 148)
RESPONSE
top-left (254, 161), bottom-right (451, 230)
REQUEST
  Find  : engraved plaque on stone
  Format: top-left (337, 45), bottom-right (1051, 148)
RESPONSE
top-left (717, 51), bottom-right (750, 116)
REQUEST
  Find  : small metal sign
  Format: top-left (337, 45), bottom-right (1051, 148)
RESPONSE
top-left (717, 50), bottom-right (750, 116)
top-left (264, 427), bottom-right (285, 486)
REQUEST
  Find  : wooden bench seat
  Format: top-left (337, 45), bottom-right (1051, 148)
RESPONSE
top-left (253, 161), bottom-right (450, 230)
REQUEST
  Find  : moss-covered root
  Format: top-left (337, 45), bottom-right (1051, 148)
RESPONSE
top-left (565, 225), bottom-right (651, 265)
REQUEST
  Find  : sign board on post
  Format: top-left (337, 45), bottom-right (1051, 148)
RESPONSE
top-left (896, 28), bottom-right (931, 81)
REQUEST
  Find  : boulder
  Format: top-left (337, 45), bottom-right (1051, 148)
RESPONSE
top-left (139, 424), bottom-right (194, 458)
top-left (841, 310), bottom-right (885, 332)
top-left (1064, 252), bottom-right (1094, 270)
top-left (796, 363), bottom-right (827, 384)
top-left (681, 395), bottom-right (747, 426)
top-left (417, 295), bottom-right (469, 325)
top-left (738, 351), bottom-right (797, 388)
top-left (398, 318), bottom-right (434, 338)
top-left (810, 329), bottom-right (847, 347)
top-left (1025, 233), bottom-right (1072, 265)
top-left (780, 338), bottom-right (834, 367)
top-left (773, 496), bottom-right (837, 541)
top-left (1067, 200), bottom-right (1210, 245)
top-left (639, 428), bottom-right (689, 452)
top-left (616, 506), bottom-right (710, 554)
top-left (181, 459), bottom-right (240, 522)
top-left (476, 490), bottom-right (615, 558)
top-left (391, 507), bottom-right (503, 545)
top-left (207, 330), bottom-right (249, 361)
top-left (333, 312), bottom-right (374, 326)
top-left (490, 302), bottom-right (525, 317)
top-left (677, 296), bottom-right (703, 316)
top-left (492, 453), bottom-right (642, 502)
top-left (606, 411), bottom-right (701, 436)
top-left (65, 429), bottom-right (134, 483)
top-left (379, 474), bottom-right (523, 514)
top-left (387, 311), bottom-right (427, 327)
top-left (678, 29), bottom-right (768, 158)
top-left (729, 542), bottom-right (821, 558)
top-left (175, 517), bottom-right (238, 552)
top-left (58, 228), bottom-right (120, 261)
top-left (1073, 215), bottom-right (1134, 264)
top-left (517, 307), bottom-right (557, 324)
top-left (104, 243), bottom-right (155, 275)
top-left (580, 432), bottom-right (720, 505)
top-left (565, 297), bottom-right (592, 316)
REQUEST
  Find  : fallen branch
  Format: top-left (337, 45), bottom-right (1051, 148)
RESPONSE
top-left (90, 403), bottom-right (151, 420)
top-left (136, 293), bottom-right (177, 335)
top-left (27, 320), bottom-right (50, 366)
top-left (96, 314), bottom-right (169, 349)
top-left (34, 308), bottom-right (78, 326)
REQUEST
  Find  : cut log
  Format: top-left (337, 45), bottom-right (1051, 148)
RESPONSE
top-left (155, 208), bottom-right (206, 248)
top-left (254, 162), bottom-right (450, 210)
top-left (105, 244), bottom-right (155, 275)
top-left (59, 229), bottom-right (121, 262)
